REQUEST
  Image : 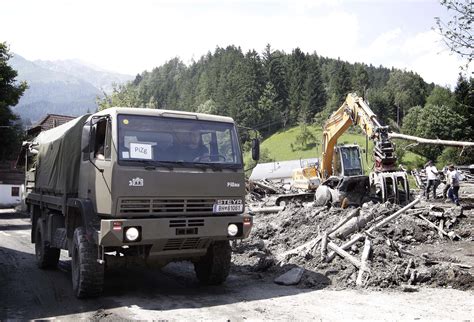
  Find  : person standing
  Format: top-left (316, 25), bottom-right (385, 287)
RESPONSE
top-left (447, 164), bottom-right (461, 206)
top-left (442, 165), bottom-right (452, 199)
top-left (425, 160), bottom-right (439, 200)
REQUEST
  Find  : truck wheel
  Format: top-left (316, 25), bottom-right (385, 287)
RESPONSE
top-left (35, 219), bottom-right (60, 269)
top-left (71, 227), bottom-right (104, 298)
top-left (194, 241), bottom-right (231, 285)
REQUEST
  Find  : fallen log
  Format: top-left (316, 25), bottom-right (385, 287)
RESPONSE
top-left (328, 208), bottom-right (360, 238)
top-left (367, 197), bottom-right (421, 233)
top-left (329, 208), bottom-right (376, 240)
top-left (279, 208), bottom-right (359, 261)
top-left (389, 132), bottom-right (474, 148)
top-left (249, 205), bottom-right (285, 214)
top-left (326, 198), bottom-right (420, 262)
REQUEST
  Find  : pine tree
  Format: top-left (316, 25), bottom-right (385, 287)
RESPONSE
top-left (0, 42), bottom-right (28, 161)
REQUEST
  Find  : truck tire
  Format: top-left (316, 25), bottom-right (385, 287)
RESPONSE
top-left (71, 227), bottom-right (104, 298)
top-left (194, 241), bottom-right (231, 285)
top-left (35, 219), bottom-right (60, 269)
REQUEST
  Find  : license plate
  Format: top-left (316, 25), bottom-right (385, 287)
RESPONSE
top-left (213, 201), bottom-right (243, 213)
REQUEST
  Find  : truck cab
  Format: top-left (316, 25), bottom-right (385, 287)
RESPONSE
top-left (25, 108), bottom-right (258, 298)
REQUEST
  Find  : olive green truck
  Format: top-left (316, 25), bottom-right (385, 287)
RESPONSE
top-left (24, 108), bottom-right (259, 298)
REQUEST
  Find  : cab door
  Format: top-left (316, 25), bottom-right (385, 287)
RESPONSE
top-left (88, 116), bottom-right (113, 215)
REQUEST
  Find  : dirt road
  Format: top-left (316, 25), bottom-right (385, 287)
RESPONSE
top-left (0, 208), bottom-right (473, 320)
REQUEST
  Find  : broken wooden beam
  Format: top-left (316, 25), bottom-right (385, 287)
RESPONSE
top-left (327, 241), bottom-right (362, 269)
top-left (320, 232), bottom-right (328, 262)
top-left (417, 213), bottom-right (449, 238)
top-left (356, 237), bottom-right (372, 287)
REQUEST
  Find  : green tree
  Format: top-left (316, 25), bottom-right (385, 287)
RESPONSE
top-left (453, 75), bottom-right (474, 139)
top-left (288, 48), bottom-right (307, 125)
top-left (303, 55), bottom-right (326, 122)
top-left (98, 84), bottom-right (141, 110)
top-left (327, 59), bottom-right (352, 106)
top-left (426, 85), bottom-right (456, 109)
top-left (262, 44), bottom-right (289, 127)
top-left (197, 99), bottom-right (218, 115)
top-left (352, 64), bottom-right (370, 97)
top-left (385, 70), bottom-right (427, 125)
top-left (402, 104), bottom-right (466, 161)
top-left (257, 82), bottom-right (279, 135)
top-left (0, 42), bottom-right (28, 161)
top-left (435, 0), bottom-right (474, 68)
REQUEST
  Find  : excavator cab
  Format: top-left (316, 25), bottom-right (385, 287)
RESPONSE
top-left (333, 145), bottom-right (364, 177)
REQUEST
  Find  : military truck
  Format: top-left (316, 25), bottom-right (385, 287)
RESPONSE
top-left (24, 108), bottom-right (259, 298)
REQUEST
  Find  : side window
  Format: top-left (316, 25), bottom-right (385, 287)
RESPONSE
top-left (104, 119), bottom-right (112, 159)
top-left (11, 186), bottom-right (20, 197)
top-left (94, 119), bottom-right (107, 160)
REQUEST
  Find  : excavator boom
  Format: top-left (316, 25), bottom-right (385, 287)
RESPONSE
top-left (321, 93), bottom-right (397, 178)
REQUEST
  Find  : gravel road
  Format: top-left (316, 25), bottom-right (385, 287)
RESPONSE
top-left (0, 208), bottom-right (472, 320)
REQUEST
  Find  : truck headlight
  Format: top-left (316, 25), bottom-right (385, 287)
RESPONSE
top-left (125, 227), bottom-right (140, 241)
top-left (227, 224), bottom-right (238, 237)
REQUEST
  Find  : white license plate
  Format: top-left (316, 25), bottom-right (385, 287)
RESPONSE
top-left (213, 204), bottom-right (243, 213)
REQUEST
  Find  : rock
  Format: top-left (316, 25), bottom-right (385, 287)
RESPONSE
top-left (401, 284), bottom-right (419, 292)
top-left (274, 267), bottom-right (305, 285)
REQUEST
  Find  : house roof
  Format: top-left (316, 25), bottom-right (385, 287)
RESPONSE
top-left (27, 114), bottom-right (75, 136)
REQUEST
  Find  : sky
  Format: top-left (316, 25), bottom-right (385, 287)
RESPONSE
top-left (0, 0), bottom-right (469, 87)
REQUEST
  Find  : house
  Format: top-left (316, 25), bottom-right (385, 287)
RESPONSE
top-left (26, 114), bottom-right (76, 137)
top-left (0, 161), bottom-right (24, 208)
top-left (2, 113), bottom-right (76, 208)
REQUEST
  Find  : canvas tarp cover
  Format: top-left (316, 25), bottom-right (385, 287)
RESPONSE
top-left (34, 114), bottom-right (90, 195)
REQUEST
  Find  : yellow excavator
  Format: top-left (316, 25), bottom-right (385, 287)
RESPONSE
top-left (290, 93), bottom-right (409, 206)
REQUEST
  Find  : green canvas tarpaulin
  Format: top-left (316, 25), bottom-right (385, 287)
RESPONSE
top-left (34, 114), bottom-right (90, 195)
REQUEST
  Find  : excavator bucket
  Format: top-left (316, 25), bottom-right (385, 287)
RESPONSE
top-left (370, 171), bottom-right (410, 205)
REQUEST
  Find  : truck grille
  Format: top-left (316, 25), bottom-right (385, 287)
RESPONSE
top-left (169, 219), bottom-right (205, 228)
top-left (163, 238), bottom-right (203, 251)
top-left (119, 198), bottom-right (215, 215)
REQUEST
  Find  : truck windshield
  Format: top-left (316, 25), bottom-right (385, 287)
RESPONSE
top-left (117, 114), bottom-right (243, 168)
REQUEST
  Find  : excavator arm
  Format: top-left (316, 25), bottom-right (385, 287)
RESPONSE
top-left (321, 93), bottom-right (397, 178)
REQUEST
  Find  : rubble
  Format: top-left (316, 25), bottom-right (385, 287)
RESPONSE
top-left (236, 179), bottom-right (474, 291)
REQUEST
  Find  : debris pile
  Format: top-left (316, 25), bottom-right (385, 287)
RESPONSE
top-left (233, 180), bottom-right (474, 291)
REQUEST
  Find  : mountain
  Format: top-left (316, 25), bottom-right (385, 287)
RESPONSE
top-left (9, 54), bottom-right (133, 124)
top-left (34, 59), bottom-right (132, 93)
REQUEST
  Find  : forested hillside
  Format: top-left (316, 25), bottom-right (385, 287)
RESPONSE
top-left (101, 45), bottom-right (474, 164)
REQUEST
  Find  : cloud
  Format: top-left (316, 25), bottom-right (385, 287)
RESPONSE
top-left (0, 0), bottom-right (468, 87)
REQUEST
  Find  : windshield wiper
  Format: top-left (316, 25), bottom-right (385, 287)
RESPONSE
top-left (133, 160), bottom-right (174, 170)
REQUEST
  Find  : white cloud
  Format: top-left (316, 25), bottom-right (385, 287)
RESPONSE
top-left (0, 0), bottom-right (468, 87)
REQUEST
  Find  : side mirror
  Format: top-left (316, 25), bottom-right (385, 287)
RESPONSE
top-left (251, 138), bottom-right (260, 161)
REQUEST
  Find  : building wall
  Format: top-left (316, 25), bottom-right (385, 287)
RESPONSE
top-left (0, 184), bottom-right (24, 208)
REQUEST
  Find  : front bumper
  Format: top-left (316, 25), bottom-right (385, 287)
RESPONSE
top-left (98, 214), bottom-right (252, 252)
